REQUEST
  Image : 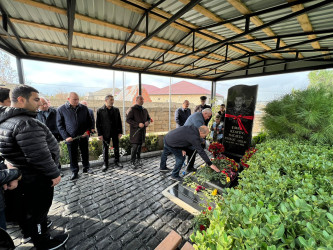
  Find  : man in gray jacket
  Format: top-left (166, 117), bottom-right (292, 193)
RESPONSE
top-left (0, 85), bottom-right (68, 249)
top-left (183, 108), bottom-right (212, 172)
top-left (160, 125), bottom-right (220, 181)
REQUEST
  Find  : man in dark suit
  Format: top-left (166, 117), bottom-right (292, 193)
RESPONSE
top-left (96, 95), bottom-right (123, 172)
top-left (175, 100), bottom-right (191, 128)
top-left (57, 92), bottom-right (93, 180)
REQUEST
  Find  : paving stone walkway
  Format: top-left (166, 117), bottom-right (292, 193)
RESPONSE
top-left (7, 154), bottom-right (205, 250)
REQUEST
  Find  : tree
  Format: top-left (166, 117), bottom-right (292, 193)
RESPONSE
top-left (0, 50), bottom-right (19, 85)
top-left (308, 69), bottom-right (333, 90)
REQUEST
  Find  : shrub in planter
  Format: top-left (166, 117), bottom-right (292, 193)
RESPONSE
top-left (263, 87), bottom-right (333, 145)
top-left (191, 139), bottom-right (333, 249)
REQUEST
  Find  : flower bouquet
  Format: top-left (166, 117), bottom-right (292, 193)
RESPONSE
top-left (208, 142), bottom-right (225, 158)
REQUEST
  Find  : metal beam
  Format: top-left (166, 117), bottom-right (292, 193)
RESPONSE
top-left (0, 43), bottom-right (20, 57)
top-left (143, 31), bottom-right (192, 71)
top-left (0, 3), bottom-right (28, 55)
top-left (147, 0), bottom-right (332, 70)
top-left (111, 0), bottom-right (167, 66)
top-left (111, 0), bottom-right (202, 66)
top-left (16, 57), bottom-right (25, 84)
top-left (213, 51), bottom-right (333, 80)
top-left (67, 0), bottom-right (76, 60)
top-left (196, 0), bottom-right (316, 31)
top-left (180, 32), bottom-right (333, 75)
top-left (214, 63), bottom-right (333, 82)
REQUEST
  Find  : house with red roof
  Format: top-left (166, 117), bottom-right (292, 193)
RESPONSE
top-left (148, 81), bottom-right (223, 104)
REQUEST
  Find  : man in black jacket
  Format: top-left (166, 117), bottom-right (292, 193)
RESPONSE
top-left (57, 92), bottom-right (93, 180)
top-left (97, 95), bottom-right (123, 171)
top-left (80, 100), bottom-right (96, 134)
top-left (160, 125), bottom-right (220, 181)
top-left (126, 96), bottom-right (151, 169)
top-left (175, 100), bottom-right (191, 128)
top-left (0, 85), bottom-right (68, 249)
top-left (37, 97), bottom-right (63, 177)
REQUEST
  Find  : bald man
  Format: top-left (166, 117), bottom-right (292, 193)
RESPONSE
top-left (160, 125), bottom-right (220, 181)
top-left (57, 92), bottom-right (93, 180)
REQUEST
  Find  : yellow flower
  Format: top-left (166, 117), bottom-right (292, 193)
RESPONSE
top-left (200, 164), bottom-right (205, 168)
top-left (212, 189), bottom-right (218, 196)
top-left (226, 177), bottom-right (230, 183)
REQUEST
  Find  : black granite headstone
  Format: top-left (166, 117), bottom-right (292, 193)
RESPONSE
top-left (222, 84), bottom-right (258, 159)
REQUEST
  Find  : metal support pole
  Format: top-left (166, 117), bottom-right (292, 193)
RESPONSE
top-left (169, 77), bottom-right (172, 131)
top-left (122, 72), bottom-right (126, 134)
top-left (16, 57), bottom-right (25, 84)
top-left (139, 73), bottom-right (142, 95)
top-left (211, 81), bottom-right (216, 104)
top-left (113, 71), bottom-right (115, 96)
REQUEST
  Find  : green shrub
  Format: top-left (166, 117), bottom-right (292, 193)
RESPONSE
top-left (191, 139), bottom-right (333, 249)
top-left (145, 134), bottom-right (159, 152)
top-left (262, 87), bottom-right (333, 145)
top-left (119, 134), bottom-right (132, 155)
top-left (59, 142), bottom-right (70, 165)
top-left (251, 131), bottom-right (268, 146)
top-left (88, 137), bottom-right (103, 160)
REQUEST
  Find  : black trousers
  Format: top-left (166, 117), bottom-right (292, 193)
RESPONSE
top-left (67, 137), bottom-right (90, 174)
top-left (131, 143), bottom-right (142, 163)
top-left (20, 179), bottom-right (54, 246)
top-left (103, 135), bottom-right (120, 165)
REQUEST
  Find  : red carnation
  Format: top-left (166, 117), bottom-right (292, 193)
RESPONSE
top-left (199, 225), bottom-right (206, 231)
top-left (208, 206), bottom-right (212, 211)
top-left (151, 118), bottom-right (154, 122)
top-left (86, 130), bottom-right (90, 136)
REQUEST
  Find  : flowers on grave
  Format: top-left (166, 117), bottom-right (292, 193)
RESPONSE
top-left (208, 142), bottom-right (225, 157)
top-left (195, 185), bottom-right (205, 192)
top-left (199, 225), bottom-right (206, 231)
top-left (211, 189), bottom-right (218, 196)
top-left (240, 147), bottom-right (258, 169)
top-left (208, 206), bottom-right (212, 211)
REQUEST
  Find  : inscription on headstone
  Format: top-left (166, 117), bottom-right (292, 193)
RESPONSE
top-left (222, 85), bottom-right (258, 159)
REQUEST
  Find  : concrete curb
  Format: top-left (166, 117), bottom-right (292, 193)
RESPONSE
top-left (61, 150), bottom-right (163, 169)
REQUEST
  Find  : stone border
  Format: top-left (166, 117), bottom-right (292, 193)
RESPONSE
top-left (162, 182), bottom-right (201, 216)
top-left (61, 150), bottom-right (163, 169)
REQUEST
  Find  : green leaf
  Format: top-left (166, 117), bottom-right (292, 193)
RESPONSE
top-left (327, 213), bottom-right (333, 223)
top-left (298, 236), bottom-right (308, 247)
top-left (274, 224), bottom-right (285, 239)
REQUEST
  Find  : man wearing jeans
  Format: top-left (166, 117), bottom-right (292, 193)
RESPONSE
top-left (160, 125), bottom-right (220, 181)
top-left (57, 92), bottom-right (93, 180)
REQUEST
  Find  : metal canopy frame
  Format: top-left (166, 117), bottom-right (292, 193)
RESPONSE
top-left (0, 0), bottom-right (331, 86)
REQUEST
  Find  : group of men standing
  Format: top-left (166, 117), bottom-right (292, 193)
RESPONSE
top-left (0, 85), bottom-right (151, 249)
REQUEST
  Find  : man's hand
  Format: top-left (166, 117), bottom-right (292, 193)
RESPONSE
top-left (82, 132), bottom-right (89, 138)
top-left (139, 123), bottom-right (144, 128)
top-left (118, 134), bottom-right (122, 139)
top-left (182, 150), bottom-right (186, 157)
top-left (98, 136), bottom-right (103, 141)
top-left (3, 184), bottom-right (7, 190)
top-left (66, 137), bottom-right (73, 142)
top-left (7, 179), bottom-right (19, 190)
top-left (144, 121), bottom-right (149, 127)
top-left (6, 163), bottom-right (16, 169)
top-left (51, 176), bottom-right (61, 187)
top-left (210, 164), bottom-right (220, 173)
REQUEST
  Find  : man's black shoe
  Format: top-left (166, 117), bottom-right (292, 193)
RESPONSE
top-left (136, 159), bottom-right (143, 167)
top-left (186, 167), bottom-right (196, 173)
top-left (83, 168), bottom-right (94, 174)
top-left (114, 161), bottom-right (123, 168)
top-left (129, 162), bottom-right (137, 169)
top-left (70, 173), bottom-right (78, 180)
top-left (36, 233), bottom-right (69, 250)
top-left (101, 165), bottom-right (108, 172)
top-left (160, 168), bottom-right (171, 173)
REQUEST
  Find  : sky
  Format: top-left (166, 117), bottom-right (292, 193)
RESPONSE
top-left (4, 50), bottom-right (327, 102)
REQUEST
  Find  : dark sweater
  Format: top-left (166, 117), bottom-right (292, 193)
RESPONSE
top-left (164, 125), bottom-right (212, 166)
top-left (175, 108), bottom-right (191, 128)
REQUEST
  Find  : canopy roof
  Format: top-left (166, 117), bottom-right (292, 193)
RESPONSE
top-left (0, 0), bottom-right (332, 81)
